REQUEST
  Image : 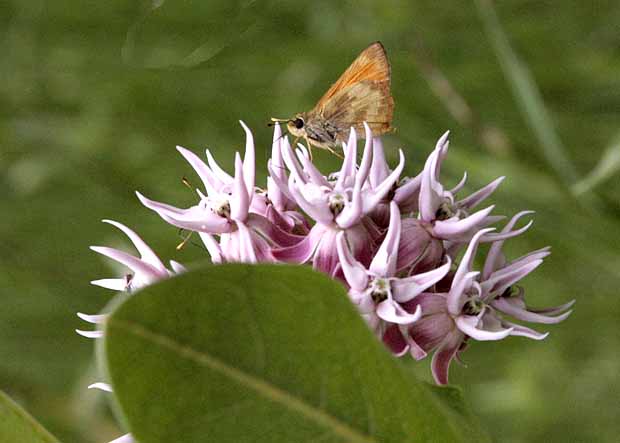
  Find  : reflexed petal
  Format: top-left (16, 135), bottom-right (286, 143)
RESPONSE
top-left (392, 258), bottom-right (451, 303)
top-left (336, 128), bottom-right (358, 190)
top-left (136, 192), bottom-right (231, 233)
top-left (451, 228), bottom-right (494, 289)
top-left (458, 176), bottom-right (505, 210)
top-left (77, 313), bottom-right (107, 324)
top-left (492, 297), bottom-right (573, 324)
top-left (248, 213), bottom-right (305, 247)
top-left (272, 224), bottom-right (324, 264)
top-left (288, 177), bottom-right (333, 225)
top-left (419, 138), bottom-right (447, 221)
top-left (432, 206), bottom-right (495, 240)
top-left (88, 382), bottom-right (113, 392)
top-left (455, 315), bottom-right (513, 341)
top-left (482, 210), bottom-right (535, 278)
top-left (109, 435), bottom-right (134, 443)
top-left (90, 246), bottom-right (165, 283)
top-left (382, 325), bottom-right (409, 357)
top-left (176, 145), bottom-right (222, 195)
top-left (393, 173), bottom-right (422, 211)
top-left (296, 148), bottom-right (329, 187)
top-left (335, 179), bottom-right (363, 229)
top-left (369, 137), bottom-right (390, 188)
top-left (356, 123), bottom-right (374, 187)
top-left (362, 150), bottom-right (405, 214)
top-left (199, 232), bottom-right (223, 264)
top-left (431, 330), bottom-right (462, 385)
top-left (336, 232), bottom-right (368, 291)
top-left (369, 202), bottom-right (401, 276)
top-left (169, 260), bottom-right (187, 274)
top-left (281, 137), bottom-right (307, 185)
top-left (502, 321), bottom-right (549, 340)
top-left (483, 259), bottom-right (544, 297)
top-left (447, 271), bottom-right (479, 316)
top-left (101, 220), bottom-right (168, 274)
top-left (376, 299), bottom-right (421, 325)
top-left (408, 311), bottom-right (454, 353)
top-left (530, 299), bottom-right (575, 315)
top-left (90, 278), bottom-right (127, 291)
top-left (205, 149), bottom-right (233, 184)
top-left (236, 223), bottom-right (257, 263)
top-left (76, 329), bottom-right (104, 339)
top-left (230, 153), bottom-right (249, 221)
top-left (239, 120), bottom-right (255, 197)
top-left (449, 172), bottom-right (468, 195)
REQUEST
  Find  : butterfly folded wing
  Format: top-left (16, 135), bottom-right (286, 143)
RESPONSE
top-left (318, 80), bottom-right (394, 141)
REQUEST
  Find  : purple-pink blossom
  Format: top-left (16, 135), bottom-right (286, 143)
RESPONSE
top-left (83, 122), bottom-right (573, 387)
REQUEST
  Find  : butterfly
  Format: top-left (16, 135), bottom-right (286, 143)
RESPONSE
top-left (272, 42), bottom-right (394, 155)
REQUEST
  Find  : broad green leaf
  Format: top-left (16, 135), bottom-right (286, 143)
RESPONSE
top-left (0, 391), bottom-right (60, 443)
top-left (102, 264), bottom-right (489, 443)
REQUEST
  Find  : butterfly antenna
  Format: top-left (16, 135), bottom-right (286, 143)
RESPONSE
top-left (268, 117), bottom-right (291, 127)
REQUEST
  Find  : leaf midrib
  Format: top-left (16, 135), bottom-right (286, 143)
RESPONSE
top-left (109, 318), bottom-right (377, 443)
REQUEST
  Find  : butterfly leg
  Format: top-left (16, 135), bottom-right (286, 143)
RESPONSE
top-left (325, 145), bottom-right (343, 159)
top-left (303, 135), bottom-right (314, 161)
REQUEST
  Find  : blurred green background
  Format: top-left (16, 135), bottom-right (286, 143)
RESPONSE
top-left (1, 0), bottom-right (619, 442)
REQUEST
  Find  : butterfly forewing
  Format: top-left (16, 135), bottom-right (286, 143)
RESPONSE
top-left (315, 42), bottom-right (392, 111)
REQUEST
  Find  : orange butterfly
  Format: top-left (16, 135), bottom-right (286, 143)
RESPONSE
top-left (273, 42), bottom-right (394, 154)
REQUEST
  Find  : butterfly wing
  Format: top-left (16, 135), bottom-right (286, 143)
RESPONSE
top-left (313, 42), bottom-right (393, 138)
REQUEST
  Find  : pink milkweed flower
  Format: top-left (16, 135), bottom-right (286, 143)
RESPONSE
top-left (337, 202), bottom-right (451, 356)
top-left (90, 220), bottom-right (185, 292)
top-left (406, 224), bottom-right (573, 385)
top-left (77, 220), bottom-right (186, 339)
top-left (136, 121), bottom-right (303, 263)
top-left (417, 132), bottom-right (527, 244)
top-left (273, 123), bottom-right (404, 274)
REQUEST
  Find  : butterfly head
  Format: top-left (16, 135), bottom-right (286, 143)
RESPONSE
top-left (286, 113), bottom-right (307, 139)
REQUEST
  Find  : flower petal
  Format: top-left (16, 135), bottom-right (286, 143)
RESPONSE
top-left (392, 257), bottom-right (451, 303)
top-left (376, 299), bottom-right (422, 325)
top-left (431, 330), bottom-right (462, 385)
top-left (336, 232), bottom-right (369, 291)
top-left (492, 296), bottom-right (573, 324)
top-left (101, 220), bottom-right (168, 274)
top-left (239, 120), bottom-right (255, 197)
top-left (432, 206), bottom-right (495, 240)
top-left (176, 145), bottom-right (222, 195)
top-left (382, 325), bottom-right (409, 357)
top-left (369, 202), bottom-right (401, 276)
top-left (90, 278), bottom-right (127, 291)
top-left (458, 176), bottom-right (505, 210)
top-left (455, 315), bottom-right (513, 341)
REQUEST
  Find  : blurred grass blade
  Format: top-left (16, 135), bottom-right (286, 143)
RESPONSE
top-left (572, 132), bottom-right (620, 195)
top-left (475, 0), bottom-right (578, 186)
top-left (0, 391), bottom-right (60, 443)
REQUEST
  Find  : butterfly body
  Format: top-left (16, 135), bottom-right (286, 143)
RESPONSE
top-left (279, 42), bottom-right (394, 151)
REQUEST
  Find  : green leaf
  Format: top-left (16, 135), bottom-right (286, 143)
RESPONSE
top-left (0, 391), bottom-right (60, 443)
top-left (102, 264), bottom-right (489, 443)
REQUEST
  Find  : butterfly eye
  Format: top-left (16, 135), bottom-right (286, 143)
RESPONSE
top-left (293, 118), bottom-right (304, 129)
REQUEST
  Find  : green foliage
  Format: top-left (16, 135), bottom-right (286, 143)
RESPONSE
top-left (102, 264), bottom-right (489, 443)
top-left (0, 391), bottom-right (60, 443)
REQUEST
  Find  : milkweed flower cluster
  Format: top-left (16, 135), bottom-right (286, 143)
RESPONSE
top-left (80, 122), bottom-right (573, 438)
